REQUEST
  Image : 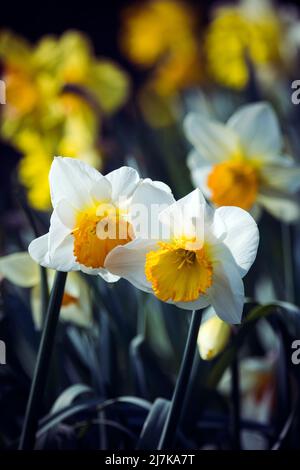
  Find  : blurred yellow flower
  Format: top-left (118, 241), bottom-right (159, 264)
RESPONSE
top-left (0, 30), bottom-right (129, 132)
top-left (120, 0), bottom-right (202, 96)
top-left (50, 31), bottom-right (130, 112)
top-left (0, 252), bottom-right (92, 329)
top-left (0, 29), bottom-right (130, 210)
top-left (0, 30), bottom-right (60, 139)
top-left (17, 95), bottom-right (101, 211)
top-left (205, 0), bottom-right (282, 89)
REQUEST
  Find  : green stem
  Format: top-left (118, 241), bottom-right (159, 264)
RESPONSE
top-left (19, 271), bottom-right (67, 450)
top-left (39, 266), bottom-right (49, 327)
top-left (18, 192), bottom-right (49, 321)
top-left (281, 223), bottom-right (295, 303)
top-left (230, 354), bottom-right (241, 450)
top-left (158, 309), bottom-right (202, 450)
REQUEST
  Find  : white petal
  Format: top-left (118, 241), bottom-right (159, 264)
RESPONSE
top-left (0, 252), bottom-right (39, 287)
top-left (173, 295), bottom-right (210, 311)
top-left (89, 177), bottom-right (112, 202)
top-left (98, 269), bottom-right (120, 283)
top-left (159, 188), bottom-right (208, 243)
top-left (79, 265), bottom-right (102, 275)
top-left (143, 179), bottom-right (173, 194)
top-left (187, 150), bottom-right (213, 197)
top-left (106, 166), bottom-right (140, 204)
top-left (49, 157), bottom-right (103, 209)
top-left (213, 206), bottom-right (259, 277)
top-left (257, 189), bottom-right (300, 222)
top-left (59, 304), bottom-right (92, 328)
top-left (28, 234), bottom-right (50, 267)
top-left (55, 199), bottom-right (77, 229)
top-left (48, 235), bottom-right (79, 271)
top-left (104, 238), bottom-right (156, 293)
top-left (209, 245), bottom-right (245, 324)
top-left (29, 231), bottom-right (79, 272)
top-left (48, 210), bottom-right (72, 257)
top-left (130, 180), bottom-right (175, 238)
top-left (184, 113), bottom-right (240, 163)
top-left (227, 102), bottom-right (282, 159)
top-left (261, 157), bottom-right (300, 193)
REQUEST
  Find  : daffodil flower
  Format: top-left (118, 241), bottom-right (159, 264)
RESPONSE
top-left (197, 307), bottom-right (231, 360)
top-left (105, 188), bottom-right (259, 323)
top-left (184, 102), bottom-right (300, 222)
top-left (120, 0), bottom-right (202, 96)
top-left (204, 0), bottom-right (283, 90)
top-left (219, 355), bottom-right (276, 441)
top-left (0, 252), bottom-right (92, 329)
top-left (28, 157), bottom-right (175, 281)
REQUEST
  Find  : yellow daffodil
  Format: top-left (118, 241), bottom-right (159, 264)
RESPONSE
top-left (0, 252), bottom-right (92, 329)
top-left (205, 0), bottom-right (282, 89)
top-left (197, 307), bottom-right (231, 360)
top-left (184, 102), bottom-right (300, 222)
top-left (0, 30), bottom-right (60, 139)
top-left (49, 30), bottom-right (130, 113)
top-left (29, 157), bottom-right (174, 280)
top-left (0, 29), bottom-right (129, 132)
top-left (120, 0), bottom-right (202, 96)
top-left (16, 97), bottom-right (101, 211)
top-left (105, 188), bottom-right (259, 323)
top-left (0, 30), bottom-right (130, 210)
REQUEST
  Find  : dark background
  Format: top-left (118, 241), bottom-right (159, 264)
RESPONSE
top-left (1, 0), bottom-right (300, 67)
top-left (0, 0), bottom-right (213, 62)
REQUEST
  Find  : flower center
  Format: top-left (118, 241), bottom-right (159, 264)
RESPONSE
top-left (145, 238), bottom-right (213, 302)
top-left (62, 292), bottom-right (78, 307)
top-left (72, 203), bottom-right (133, 269)
top-left (207, 159), bottom-right (259, 210)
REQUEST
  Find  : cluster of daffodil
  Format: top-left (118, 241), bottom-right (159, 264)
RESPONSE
top-left (0, 30), bottom-right (129, 210)
top-left (205, 0), bottom-right (300, 91)
top-left (120, 0), bottom-right (300, 104)
top-left (23, 157), bottom-right (258, 366)
top-left (119, 0), bottom-right (203, 127)
top-left (120, 0), bottom-right (202, 97)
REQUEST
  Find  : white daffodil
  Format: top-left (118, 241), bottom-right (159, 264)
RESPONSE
top-left (0, 252), bottom-right (92, 329)
top-left (219, 354), bottom-right (276, 449)
top-left (184, 102), bottom-right (300, 222)
top-left (197, 307), bottom-right (231, 360)
top-left (28, 157), bottom-right (175, 280)
top-left (104, 188), bottom-right (259, 323)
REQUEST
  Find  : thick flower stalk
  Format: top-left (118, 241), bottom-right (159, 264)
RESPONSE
top-left (184, 102), bottom-right (300, 222)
